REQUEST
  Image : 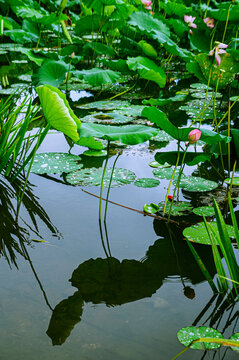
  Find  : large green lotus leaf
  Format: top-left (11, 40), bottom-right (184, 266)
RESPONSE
top-left (193, 206), bottom-right (215, 217)
top-left (183, 222), bottom-right (236, 245)
top-left (190, 28), bottom-right (210, 53)
top-left (153, 168), bottom-right (186, 180)
top-left (196, 53), bottom-right (239, 88)
top-left (33, 60), bottom-right (68, 87)
top-left (66, 167), bottom-right (136, 187)
top-left (134, 178), bottom-right (160, 188)
top-left (83, 149), bottom-right (107, 157)
top-left (162, 1), bottom-right (192, 16)
top-left (176, 176), bottom-right (218, 192)
top-left (78, 123), bottom-right (158, 145)
top-left (102, 59), bottom-right (132, 75)
top-left (157, 201), bottom-right (193, 216)
top-left (81, 112), bottom-right (131, 125)
top-left (230, 333), bottom-right (239, 353)
top-left (76, 100), bottom-right (130, 110)
top-left (128, 12), bottom-right (191, 61)
top-left (149, 161), bottom-right (170, 168)
top-left (77, 137), bottom-right (104, 150)
top-left (127, 56), bottom-right (166, 88)
top-left (142, 107), bottom-right (230, 144)
top-left (36, 85), bottom-right (81, 143)
top-left (200, 2), bottom-right (239, 22)
top-left (155, 151), bottom-right (212, 166)
top-left (75, 14), bottom-right (103, 35)
top-left (75, 68), bottom-right (121, 87)
top-left (27, 153), bottom-right (82, 174)
top-left (83, 42), bottom-right (115, 57)
top-left (128, 11), bottom-right (170, 37)
top-left (177, 326), bottom-right (223, 350)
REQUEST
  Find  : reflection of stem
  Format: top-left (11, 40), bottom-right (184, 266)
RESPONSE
top-left (104, 221), bottom-right (112, 257)
top-left (104, 152), bottom-right (120, 222)
top-left (98, 219), bottom-right (110, 258)
top-left (19, 238), bottom-right (53, 311)
top-left (99, 141), bottom-right (110, 221)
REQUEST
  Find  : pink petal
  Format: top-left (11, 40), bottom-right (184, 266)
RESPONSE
top-left (208, 49), bottom-right (214, 56)
top-left (184, 15), bottom-right (190, 23)
top-left (190, 23), bottom-right (197, 28)
top-left (191, 17), bottom-right (196, 22)
top-left (218, 43), bottom-right (228, 49)
top-left (218, 49), bottom-right (226, 54)
top-left (215, 52), bottom-right (221, 66)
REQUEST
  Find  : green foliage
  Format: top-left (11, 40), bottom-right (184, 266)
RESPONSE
top-left (66, 167), bottom-right (136, 187)
top-left (75, 68), bottom-right (121, 87)
top-left (27, 153), bottom-right (83, 174)
top-left (33, 60), bottom-right (68, 87)
top-left (177, 326), bottom-right (223, 350)
top-left (127, 56), bottom-right (166, 87)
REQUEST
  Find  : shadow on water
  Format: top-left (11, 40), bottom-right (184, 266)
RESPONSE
top-left (46, 218), bottom-right (220, 346)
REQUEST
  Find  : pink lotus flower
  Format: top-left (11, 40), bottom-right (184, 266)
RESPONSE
top-left (188, 129), bottom-right (201, 144)
top-left (203, 17), bottom-right (215, 29)
top-left (141, 0), bottom-right (152, 6)
top-left (209, 42), bottom-right (228, 66)
top-left (184, 15), bottom-right (197, 33)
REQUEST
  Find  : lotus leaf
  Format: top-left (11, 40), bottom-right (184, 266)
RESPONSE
top-left (157, 201), bottom-right (193, 216)
top-left (134, 178), bottom-right (160, 188)
top-left (183, 222), bottom-right (235, 245)
top-left (230, 333), bottom-right (239, 353)
top-left (66, 167), bottom-right (136, 187)
top-left (177, 326), bottom-right (223, 350)
top-left (176, 176), bottom-right (218, 192)
top-left (76, 100), bottom-right (130, 110)
top-left (27, 153), bottom-right (82, 174)
top-left (193, 206), bottom-right (215, 217)
top-left (81, 112), bottom-right (131, 125)
top-left (224, 177), bottom-right (239, 186)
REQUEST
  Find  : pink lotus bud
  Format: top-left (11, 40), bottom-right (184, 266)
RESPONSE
top-left (71, 52), bottom-right (75, 59)
top-left (188, 129), bottom-right (201, 144)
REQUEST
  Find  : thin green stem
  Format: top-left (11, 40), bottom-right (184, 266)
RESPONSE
top-left (99, 141), bottom-right (110, 221)
top-left (222, 1), bottom-right (233, 43)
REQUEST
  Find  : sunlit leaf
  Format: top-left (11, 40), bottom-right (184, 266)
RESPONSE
top-left (134, 178), bottom-right (160, 188)
top-left (193, 206), bottom-right (215, 217)
top-left (183, 222), bottom-right (236, 245)
top-left (66, 167), bottom-right (136, 187)
top-left (176, 176), bottom-right (218, 192)
top-left (27, 153), bottom-right (82, 174)
top-left (177, 326), bottom-right (223, 350)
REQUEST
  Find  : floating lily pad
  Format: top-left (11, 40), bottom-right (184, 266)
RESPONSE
top-left (224, 177), bottom-right (239, 186)
top-left (134, 178), bottom-right (160, 188)
top-left (149, 161), bottom-right (170, 168)
top-left (28, 153), bottom-right (82, 174)
top-left (157, 201), bottom-right (193, 216)
top-left (176, 176), bottom-right (218, 192)
top-left (183, 222), bottom-right (236, 245)
top-left (193, 206), bottom-right (215, 217)
top-left (113, 105), bottom-right (148, 117)
top-left (153, 167), bottom-right (185, 180)
top-left (190, 83), bottom-right (212, 90)
top-left (179, 99), bottom-right (224, 120)
top-left (177, 326), bottom-right (223, 350)
top-left (66, 167), bottom-right (136, 187)
top-left (82, 149), bottom-right (107, 157)
top-left (81, 112), bottom-right (131, 125)
top-left (190, 91), bottom-right (222, 99)
top-left (230, 333), bottom-right (239, 353)
top-left (76, 100), bottom-right (130, 110)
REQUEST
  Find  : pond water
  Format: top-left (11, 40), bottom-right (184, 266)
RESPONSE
top-left (1, 127), bottom-right (239, 360)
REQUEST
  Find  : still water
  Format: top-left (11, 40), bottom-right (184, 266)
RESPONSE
top-left (0, 131), bottom-right (238, 360)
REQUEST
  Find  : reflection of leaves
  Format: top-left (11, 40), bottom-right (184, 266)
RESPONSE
top-left (47, 292), bottom-right (84, 346)
top-left (70, 257), bottom-right (161, 306)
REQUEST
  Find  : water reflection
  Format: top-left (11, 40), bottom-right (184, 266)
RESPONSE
top-left (47, 231), bottom-right (218, 345)
top-left (0, 175), bottom-right (60, 266)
